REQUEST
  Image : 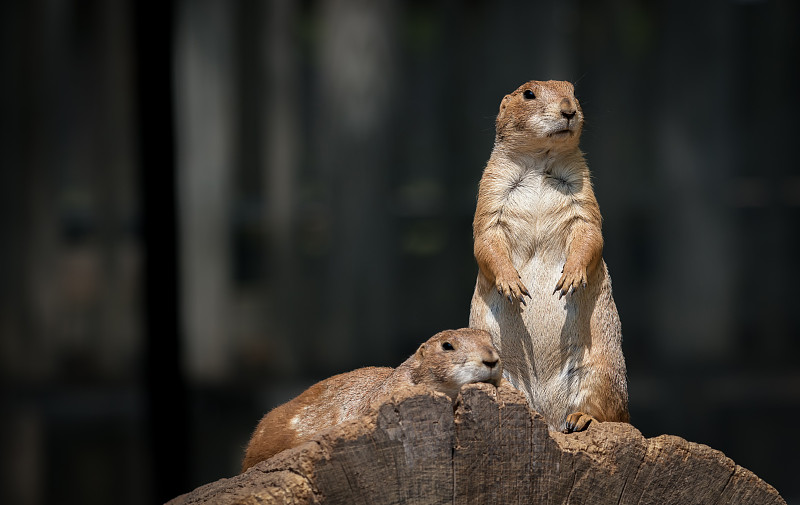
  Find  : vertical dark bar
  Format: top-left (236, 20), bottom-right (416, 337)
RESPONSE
top-left (132, 1), bottom-right (189, 501)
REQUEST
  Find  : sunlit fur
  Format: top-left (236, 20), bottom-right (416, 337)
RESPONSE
top-left (241, 328), bottom-right (501, 471)
top-left (469, 80), bottom-right (629, 432)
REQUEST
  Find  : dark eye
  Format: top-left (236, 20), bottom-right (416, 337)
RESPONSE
top-left (442, 342), bottom-right (454, 351)
top-left (523, 89), bottom-right (535, 100)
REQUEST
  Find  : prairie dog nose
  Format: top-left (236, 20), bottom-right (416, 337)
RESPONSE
top-left (482, 348), bottom-right (500, 369)
top-left (560, 97), bottom-right (576, 119)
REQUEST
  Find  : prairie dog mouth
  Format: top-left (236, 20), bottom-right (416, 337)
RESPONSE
top-left (550, 129), bottom-right (573, 138)
top-left (481, 377), bottom-right (501, 387)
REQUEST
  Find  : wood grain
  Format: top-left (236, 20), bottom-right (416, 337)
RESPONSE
top-left (167, 383), bottom-right (784, 505)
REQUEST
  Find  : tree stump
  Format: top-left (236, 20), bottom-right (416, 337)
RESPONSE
top-left (167, 382), bottom-right (785, 504)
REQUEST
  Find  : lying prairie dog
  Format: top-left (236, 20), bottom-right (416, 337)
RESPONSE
top-left (241, 328), bottom-right (501, 471)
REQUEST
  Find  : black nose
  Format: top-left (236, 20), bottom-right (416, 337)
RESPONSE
top-left (560, 97), bottom-right (577, 120)
top-left (483, 359), bottom-right (498, 369)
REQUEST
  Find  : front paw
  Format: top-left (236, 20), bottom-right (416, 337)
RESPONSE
top-left (495, 268), bottom-right (530, 305)
top-left (553, 263), bottom-right (587, 299)
top-left (563, 411), bottom-right (596, 433)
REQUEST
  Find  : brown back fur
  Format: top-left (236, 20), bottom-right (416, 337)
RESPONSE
top-left (469, 80), bottom-right (629, 432)
top-left (241, 328), bottom-right (501, 471)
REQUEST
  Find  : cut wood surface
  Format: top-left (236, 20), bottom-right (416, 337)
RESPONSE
top-left (167, 382), bottom-right (785, 505)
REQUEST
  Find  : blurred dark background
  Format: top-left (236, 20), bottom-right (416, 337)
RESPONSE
top-left (2, 0), bottom-right (799, 503)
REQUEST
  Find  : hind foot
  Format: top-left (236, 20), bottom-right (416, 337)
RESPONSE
top-left (563, 412), bottom-right (596, 433)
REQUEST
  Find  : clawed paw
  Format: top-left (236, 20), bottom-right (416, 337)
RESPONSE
top-left (553, 264), bottom-right (587, 299)
top-left (495, 270), bottom-right (530, 305)
top-left (563, 412), bottom-right (596, 433)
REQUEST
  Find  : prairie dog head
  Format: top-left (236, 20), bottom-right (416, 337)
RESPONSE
top-left (409, 328), bottom-right (502, 398)
top-left (495, 80), bottom-right (583, 152)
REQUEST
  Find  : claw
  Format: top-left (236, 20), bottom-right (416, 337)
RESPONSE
top-left (564, 412), bottom-right (595, 433)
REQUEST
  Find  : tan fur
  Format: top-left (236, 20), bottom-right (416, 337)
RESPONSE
top-left (241, 328), bottom-right (501, 471)
top-left (469, 80), bottom-right (629, 433)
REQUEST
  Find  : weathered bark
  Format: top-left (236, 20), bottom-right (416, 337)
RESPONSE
top-left (167, 383), bottom-right (785, 505)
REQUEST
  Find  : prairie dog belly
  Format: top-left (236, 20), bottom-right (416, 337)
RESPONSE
top-left (470, 253), bottom-right (596, 429)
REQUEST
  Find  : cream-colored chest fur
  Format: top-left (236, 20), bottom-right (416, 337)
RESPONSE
top-left (486, 153), bottom-right (584, 267)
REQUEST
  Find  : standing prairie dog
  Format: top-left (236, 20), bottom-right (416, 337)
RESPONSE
top-left (469, 80), bottom-right (629, 433)
top-left (241, 328), bottom-right (501, 472)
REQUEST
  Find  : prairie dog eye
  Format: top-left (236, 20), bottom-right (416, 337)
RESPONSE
top-left (441, 342), bottom-right (454, 351)
top-left (523, 89), bottom-right (535, 100)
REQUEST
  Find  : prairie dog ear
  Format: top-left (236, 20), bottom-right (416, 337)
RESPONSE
top-left (498, 94), bottom-right (512, 115)
top-left (496, 94), bottom-right (513, 132)
top-left (417, 342), bottom-right (427, 358)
